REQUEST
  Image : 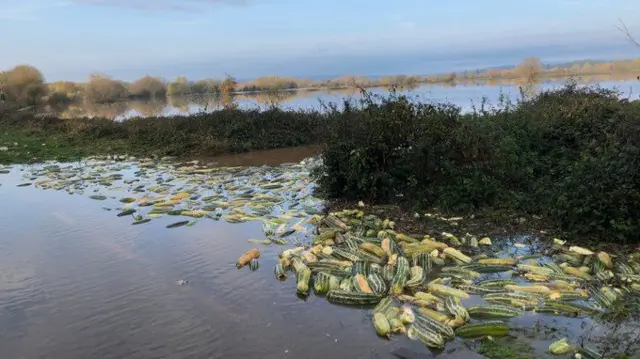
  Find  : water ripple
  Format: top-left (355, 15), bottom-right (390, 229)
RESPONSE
top-left (0, 165), bottom-right (430, 359)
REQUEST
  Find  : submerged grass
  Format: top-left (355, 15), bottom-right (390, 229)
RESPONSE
top-left (477, 338), bottom-right (537, 359)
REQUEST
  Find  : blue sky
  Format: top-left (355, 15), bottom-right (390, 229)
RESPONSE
top-left (1, 0), bottom-right (640, 81)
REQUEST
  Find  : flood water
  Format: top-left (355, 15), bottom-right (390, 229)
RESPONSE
top-left (0, 147), bottom-right (637, 359)
top-left (0, 148), bottom-right (427, 359)
top-left (53, 78), bottom-right (640, 121)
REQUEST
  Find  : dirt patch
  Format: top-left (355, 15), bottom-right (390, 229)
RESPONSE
top-left (325, 199), bottom-right (553, 239)
top-left (324, 199), bottom-right (639, 254)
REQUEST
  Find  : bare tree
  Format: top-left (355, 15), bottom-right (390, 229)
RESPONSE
top-left (220, 74), bottom-right (237, 95)
top-left (516, 57), bottom-right (543, 82)
top-left (2, 65), bottom-right (48, 107)
top-left (129, 75), bottom-right (167, 99)
top-left (0, 71), bottom-right (6, 103)
top-left (85, 75), bottom-right (128, 103)
top-left (167, 76), bottom-right (190, 96)
top-left (617, 20), bottom-right (640, 82)
top-left (617, 19), bottom-right (640, 48)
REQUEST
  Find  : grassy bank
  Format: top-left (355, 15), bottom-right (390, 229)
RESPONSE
top-left (0, 108), bottom-right (326, 163)
top-left (315, 84), bottom-right (640, 244)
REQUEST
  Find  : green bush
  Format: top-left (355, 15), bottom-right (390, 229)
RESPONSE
top-left (317, 85), bottom-right (640, 243)
top-left (1, 107), bottom-right (327, 158)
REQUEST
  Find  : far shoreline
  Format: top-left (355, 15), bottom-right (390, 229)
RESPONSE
top-left (227, 72), bottom-right (640, 96)
top-left (3, 56), bottom-right (640, 110)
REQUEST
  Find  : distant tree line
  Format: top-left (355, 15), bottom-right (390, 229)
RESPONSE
top-left (0, 66), bottom-right (238, 108)
top-left (235, 74), bottom-right (422, 92)
top-left (3, 57), bottom-right (640, 108)
top-left (448, 57), bottom-right (640, 82)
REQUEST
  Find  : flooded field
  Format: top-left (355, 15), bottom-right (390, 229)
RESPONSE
top-left (0, 147), bottom-right (638, 359)
top-left (52, 78), bottom-right (640, 121)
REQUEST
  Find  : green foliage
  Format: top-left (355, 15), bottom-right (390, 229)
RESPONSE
top-left (0, 107), bottom-right (326, 163)
top-left (317, 85), bottom-right (640, 243)
top-left (0, 127), bottom-right (129, 164)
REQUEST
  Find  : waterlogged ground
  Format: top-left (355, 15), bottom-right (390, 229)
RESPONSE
top-left (0, 148), bottom-right (638, 359)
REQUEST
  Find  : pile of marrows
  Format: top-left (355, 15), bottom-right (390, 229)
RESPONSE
top-left (236, 209), bottom-right (640, 357)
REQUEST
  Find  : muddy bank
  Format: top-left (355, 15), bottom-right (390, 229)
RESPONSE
top-left (325, 199), bottom-right (639, 255)
top-left (325, 199), bottom-right (552, 240)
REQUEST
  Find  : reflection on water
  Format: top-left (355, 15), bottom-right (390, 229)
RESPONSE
top-left (0, 147), bottom-right (637, 359)
top-left (49, 77), bottom-right (640, 120)
top-left (0, 150), bottom-right (431, 359)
